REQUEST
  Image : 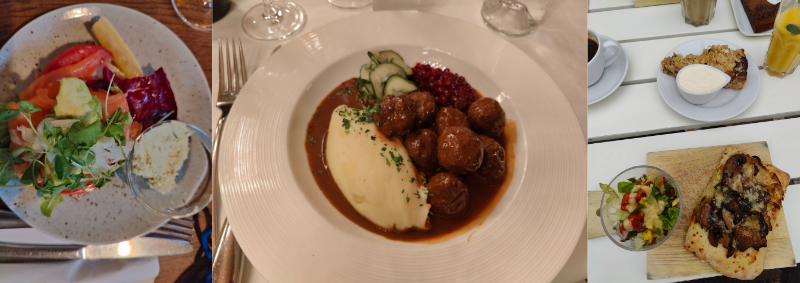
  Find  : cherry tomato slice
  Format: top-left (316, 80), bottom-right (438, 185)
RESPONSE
top-left (620, 190), bottom-right (646, 212)
top-left (41, 45), bottom-right (112, 75)
top-left (627, 211), bottom-right (646, 232)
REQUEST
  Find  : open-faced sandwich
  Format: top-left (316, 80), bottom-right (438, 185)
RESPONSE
top-left (684, 146), bottom-right (789, 280)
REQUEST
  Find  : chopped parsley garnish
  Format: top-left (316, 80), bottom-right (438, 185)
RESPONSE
top-left (413, 191), bottom-right (420, 199)
top-left (307, 136), bottom-right (316, 143)
top-left (406, 196), bottom-right (410, 203)
top-left (342, 118), bottom-right (351, 130)
top-left (410, 178), bottom-right (415, 183)
top-left (370, 136), bottom-right (376, 141)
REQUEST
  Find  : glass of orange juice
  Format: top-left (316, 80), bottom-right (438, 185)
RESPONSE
top-left (765, 0), bottom-right (800, 77)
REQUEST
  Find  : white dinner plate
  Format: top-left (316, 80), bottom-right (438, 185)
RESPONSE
top-left (218, 12), bottom-right (586, 283)
top-left (0, 4), bottom-right (212, 244)
top-left (588, 35), bottom-right (628, 105)
top-left (656, 39), bottom-right (760, 122)
top-left (730, 0), bottom-right (774, 36)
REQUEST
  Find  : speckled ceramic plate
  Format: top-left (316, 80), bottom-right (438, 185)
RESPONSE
top-left (0, 4), bottom-right (211, 244)
top-left (219, 12), bottom-right (585, 283)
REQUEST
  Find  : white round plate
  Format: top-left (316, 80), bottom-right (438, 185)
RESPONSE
top-left (219, 12), bottom-right (585, 282)
top-left (656, 39), bottom-right (760, 122)
top-left (0, 4), bottom-right (212, 244)
top-left (588, 35), bottom-right (628, 105)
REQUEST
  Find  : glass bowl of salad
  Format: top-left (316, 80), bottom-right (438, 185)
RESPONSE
top-left (599, 165), bottom-right (682, 251)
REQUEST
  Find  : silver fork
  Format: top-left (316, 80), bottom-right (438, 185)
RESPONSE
top-left (212, 37), bottom-right (247, 283)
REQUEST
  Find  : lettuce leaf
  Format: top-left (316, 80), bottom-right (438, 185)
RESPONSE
top-left (660, 207), bottom-right (680, 233)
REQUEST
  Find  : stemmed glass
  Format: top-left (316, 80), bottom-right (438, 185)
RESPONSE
top-left (242, 0), bottom-right (307, 41)
top-left (328, 0), bottom-right (372, 9)
top-left (481, 0), bottom-right (545, 36)
top-left (171, 0), bottom-right (213, 31)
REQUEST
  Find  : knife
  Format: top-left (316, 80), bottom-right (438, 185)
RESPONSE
top-left (0, 236), bottom-right (193, 262)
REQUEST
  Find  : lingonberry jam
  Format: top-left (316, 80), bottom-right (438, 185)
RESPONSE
top-left (412, 63), bottom-right (477, 112)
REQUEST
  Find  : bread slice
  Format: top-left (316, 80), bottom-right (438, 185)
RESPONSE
top-left (661, 45), bottom-right (748, 90)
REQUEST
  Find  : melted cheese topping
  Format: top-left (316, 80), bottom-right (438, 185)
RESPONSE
top-left (326, 105), bottom-right (430, 231)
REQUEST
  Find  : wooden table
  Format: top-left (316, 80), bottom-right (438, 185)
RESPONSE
top-left (588, 0), bottom-right (800, 282)
top-left (0, 1), bottom-right (212, 282)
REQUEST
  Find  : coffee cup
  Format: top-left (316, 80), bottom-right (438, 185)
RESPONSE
top-left (588, 29), bottom-right (621, 86)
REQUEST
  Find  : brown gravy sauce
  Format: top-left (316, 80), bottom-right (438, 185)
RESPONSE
top-left (304, 78), bottom-right (516, 242)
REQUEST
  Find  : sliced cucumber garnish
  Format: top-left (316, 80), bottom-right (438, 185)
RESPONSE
top-left (359, 64), bottom-right (373, 81)
top-left (369, 63), bottom-right (406, 99)
top-left (384, 75), bottom-right (417, 96)
top-left (378, 51), bottom-right (413, 76)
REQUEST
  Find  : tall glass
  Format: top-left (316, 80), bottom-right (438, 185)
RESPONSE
top-left (680, 0), bottom-right (717, 27)
top-left (242, 0), bottom-right (307, 41)
top-left (765, 0), bottom-right (800, 77)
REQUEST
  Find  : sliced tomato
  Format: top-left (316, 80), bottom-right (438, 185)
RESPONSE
top-left (627, 211), bottom-right (646, 232)
top-left (19, 49), bottom-right (112, 103)
top-left (620, 190), bottom-right (646, 212)
top-left (41, 45), bottom-right (112, 75)
top-left (59, 174), bottom-right (97, 195)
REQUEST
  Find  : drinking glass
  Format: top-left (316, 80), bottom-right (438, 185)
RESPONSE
top-left (680, 0), bottom-right (718, 27)
top-left (242, 0), bottom-right (307, 41)
top-left (764, 0), bottom-right (800, 77)
top-left (171, 0), bottom-right (213, 31)
top-left (481, 0), bottom-right (544, 37)
top-left (328, 0), bottom-right (372, 9)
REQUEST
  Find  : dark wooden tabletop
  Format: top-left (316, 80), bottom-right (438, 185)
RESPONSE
top-left (0, 1), bottom-right (212, 283)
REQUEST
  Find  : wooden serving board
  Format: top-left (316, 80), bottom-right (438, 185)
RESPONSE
top-left (588, 191), bottom-right (605, 239)
top-left (645, 142), bottom-right (795, 280)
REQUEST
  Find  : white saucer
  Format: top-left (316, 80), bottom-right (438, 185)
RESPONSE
top-left (588, 35), bottom-right (628, 105)
top-left (656, 39), bottom-right (760, 122)
top-left (730, 0), bottom-right (773, 36)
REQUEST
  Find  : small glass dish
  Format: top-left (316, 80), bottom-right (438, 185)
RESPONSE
top-left (123, 120), bottom-right (212, 218)
top-left (600, 165), bottom-right (682, 251)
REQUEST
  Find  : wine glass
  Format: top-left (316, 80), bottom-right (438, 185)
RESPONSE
top-left (328, 0), bottom-right (372, 9)
top-left (242, 0), bottom-right (307, 41)
top-left (171, 0), bottom-right (213, 31)
top-left (481, 0), bottom-right (544, 36)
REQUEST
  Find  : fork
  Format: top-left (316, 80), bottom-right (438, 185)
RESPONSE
top-left (212, 37), bottom-right (247, 283)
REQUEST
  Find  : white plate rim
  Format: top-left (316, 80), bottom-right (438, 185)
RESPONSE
top-left (729, 0), bottom-right (774, 37)
top-left (0, 3), bottom-right (211, 244)
top-left (656, 39), bottom-right (760, 122)
top-left (219, 11), bottom-right (586, 283)
top-left (588, 35), bottom-right (628, 106)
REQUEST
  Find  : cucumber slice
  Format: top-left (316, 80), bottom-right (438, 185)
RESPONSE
top-left (378, 51), bottom-right (413, 76)
top-left (384, 75), bottom-right (417, 96)
top-left (369, 63), bottom-right (406, 99)
top-left (359, 64), bottom-right (373, 81)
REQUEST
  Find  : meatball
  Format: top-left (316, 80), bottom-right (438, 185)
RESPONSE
top-left (468, 97), bottom-right (506, 139)
top-left (408, 90), bottom-right (437, 128)
top-left (426, 172), bottom-right (468, 217)
top-left (475, 135), bottom-right (506, 180)
top-left (437, 126), bottom-right (484, 174)
top-left (434, 107), bottom-right (470, 135)
top-left (373, 95), bottom-right (418, 137)
top-left (404, 129), bottom-right (439, 171)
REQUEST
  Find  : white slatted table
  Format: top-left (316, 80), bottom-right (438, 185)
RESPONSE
top-left (588, 1), bottom-right (800, 281)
